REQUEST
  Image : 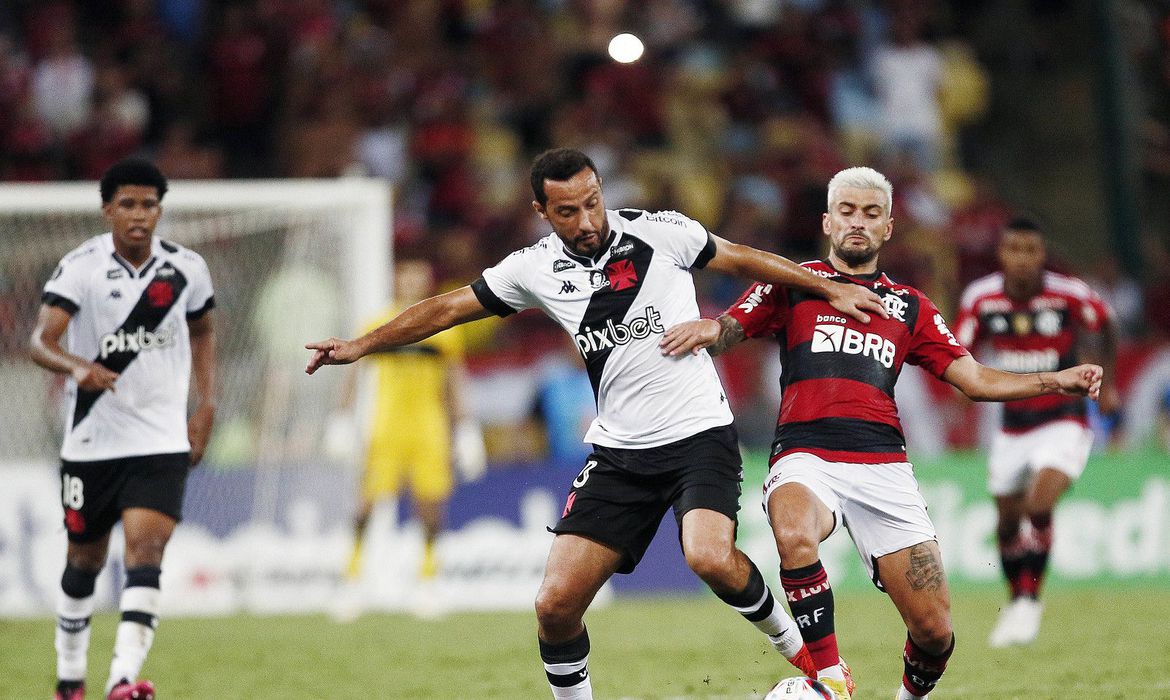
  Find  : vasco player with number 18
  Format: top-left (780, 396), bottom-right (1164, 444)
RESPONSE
top-left (307, 148), bottom-right (887, 699)
top-left (661, 167), bottom-right (1103, 700)
top-left (29, 159), bottom-right (217, 700)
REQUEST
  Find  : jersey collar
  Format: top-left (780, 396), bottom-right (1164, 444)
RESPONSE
top-left (822, 259), bottom-right (886, 285)
top-left (560, 227), bottom-right (618, 267)
top-left (107, 233), bottom-right (159, 279)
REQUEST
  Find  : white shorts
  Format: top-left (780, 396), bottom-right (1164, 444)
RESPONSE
top-left (763, 452), bottom-right (937, 587)
top-left (987, 420), bottom-right (1093, 496)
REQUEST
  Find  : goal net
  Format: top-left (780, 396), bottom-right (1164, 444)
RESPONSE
top-left (0, 178), bottom-right (392, 614)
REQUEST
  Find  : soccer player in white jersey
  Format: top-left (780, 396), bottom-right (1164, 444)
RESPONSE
top-left (29, 159), bottom-right (217, 700)
top-left (306, 148), bottom-right (886, 699)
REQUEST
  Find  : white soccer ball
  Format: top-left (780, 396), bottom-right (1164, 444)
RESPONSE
top-left (763, 676), bottom-right (834, 700)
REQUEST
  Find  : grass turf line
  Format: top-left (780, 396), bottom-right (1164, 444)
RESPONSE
top-left (2, 588), bottom-right (1167, 699)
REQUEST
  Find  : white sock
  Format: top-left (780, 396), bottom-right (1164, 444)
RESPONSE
top-left (767, 626), bottom-right (805, 660)
top-left (727, 583), bottom-right (804, 659)
top-left (897, 685), bottom-right (928, 700)
top-left (106, 585), bottom-right (160, 692)
top-left (55, 589), bottom-right (94, 682)
top-left (544, 658), bottom-right (593, 700)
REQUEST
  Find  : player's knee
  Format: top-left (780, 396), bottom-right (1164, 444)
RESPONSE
top-left (773, 523), bottom-right (819, 562)
top-left (61, 562), bottom-right (100, 597)
top-left (534, 582), bottom-right (584, 634)
top-left (66, 550), bottom-right (106, 574)
top-left (995, 520), bottom-right (1020, 544)
top-left (908, 615), bottom-right (953, 653)
top-left (123, 534), bottom-right (169, 567)
top-left (683, 544), bottom-right (733, 586)
top-left (1024, 503), bottom-right (1054, 524)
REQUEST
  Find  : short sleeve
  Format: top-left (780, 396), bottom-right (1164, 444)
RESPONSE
top-left (1075, 287), bottom-right (1113, 333)
top-left (184, 252), bottom-right (216, 320)
top-left (639, 211), bottom-right (713, 269)
top-left (906, 295), bottom-right (969, 378)
top-left (953, 298), bottom-right (980, 348)
top-left (475, 248), bottom-right (538, 316)
top-left (725, 282), bottom-right (791, 339)
top-left (42, 256), bottom-right (86, 314)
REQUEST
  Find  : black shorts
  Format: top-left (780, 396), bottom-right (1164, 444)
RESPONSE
top-left (59, 452), bottom-right (191, 543)
top-left (550, 424), bottom-right (742, 574)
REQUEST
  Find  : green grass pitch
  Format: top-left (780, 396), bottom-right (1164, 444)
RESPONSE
top-left (3, 588), bottom-right (1168, 699)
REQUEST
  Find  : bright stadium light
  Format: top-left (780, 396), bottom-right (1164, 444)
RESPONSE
top-left (608, 33), bottom-right (644, 63)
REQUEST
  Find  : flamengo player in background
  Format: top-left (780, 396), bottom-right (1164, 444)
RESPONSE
top-left (955, 217), bottom-right (1118, 648)
top-left (29, 159), bottom-right (217, 700)
top-left (306, 148), bottom-right (887, 700)
top-left (660, 167), bottom-right (1103, 700)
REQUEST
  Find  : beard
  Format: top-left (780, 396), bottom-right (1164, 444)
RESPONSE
top-left (834, 241), bottom-right (879, 267)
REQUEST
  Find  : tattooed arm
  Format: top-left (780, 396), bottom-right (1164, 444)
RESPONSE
top-left (660, 313), bottom-right (746, 357)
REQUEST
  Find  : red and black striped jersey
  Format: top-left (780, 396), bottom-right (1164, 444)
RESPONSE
top-left (955, 271), bottom-right (1112, 432)
top-left (727, 260), bottom-right (968, 464)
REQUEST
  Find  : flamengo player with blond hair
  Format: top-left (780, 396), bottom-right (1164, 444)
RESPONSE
top-left (660, 167), bottom-right (1104, 700)
top-left (955, 217), bottom-right (1118, 648)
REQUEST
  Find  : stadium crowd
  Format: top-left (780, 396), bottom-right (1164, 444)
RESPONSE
top-left (2, 0), bottom-right (1169, 454)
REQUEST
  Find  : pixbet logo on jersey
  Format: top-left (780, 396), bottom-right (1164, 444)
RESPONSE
top-left (99, 323), bottom-right (176, 359)
top-left (574, 306), bottom-right (664, 357)
top-left (810, 317), bottom-right (895, 368)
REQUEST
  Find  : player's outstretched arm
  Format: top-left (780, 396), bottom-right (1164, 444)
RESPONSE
top-left (28, 303), bottom-right (119, 391)
top-left (305, 286), bottom-right (492, 374)
top-left (704, 235), bottom-right (887, 324)
top-left (942, 355), bottom-right (1104, 402)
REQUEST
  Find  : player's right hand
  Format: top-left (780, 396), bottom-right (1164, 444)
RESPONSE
top-left (660, 318), bottom-right (721, 356)
top-left (305, 337), bottom-right (361, 374)
top-left (72, 362), bottom-right (119, 391)
top-left (826, 281), bottom-right (888, 324)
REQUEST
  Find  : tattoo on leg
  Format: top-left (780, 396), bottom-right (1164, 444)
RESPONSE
top-left (904, 543), bottom-right (945, 591)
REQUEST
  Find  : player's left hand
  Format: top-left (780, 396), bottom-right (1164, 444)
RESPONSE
top-left (305, 337), bottom-right (362, 374)
top-left (825, 281), bottom-right (888, 324)
top-left (188, 403), bottom-right (215, 466)
top-left (1055, 363), bottom-right (1104, 399)
top-left (660, 318), bottom-right (721, 356)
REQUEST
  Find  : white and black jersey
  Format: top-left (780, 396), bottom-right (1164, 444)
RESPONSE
top-left (472, 209), bottom-right (732, 449)
top-left (42, 233), bottom-right (215, 461)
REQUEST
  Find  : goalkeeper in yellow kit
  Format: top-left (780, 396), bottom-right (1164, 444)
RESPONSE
top-left (338, 259), bottom-right (481, 616)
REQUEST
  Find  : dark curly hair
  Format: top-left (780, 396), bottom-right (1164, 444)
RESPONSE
top-left (100, 158), bottom-right (168, 203)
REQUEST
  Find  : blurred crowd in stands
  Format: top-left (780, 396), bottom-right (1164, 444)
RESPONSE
top-left (2, 0), bottom-right (1170, 455)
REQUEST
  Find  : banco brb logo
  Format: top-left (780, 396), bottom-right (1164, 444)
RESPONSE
top-left (810, 323), bottom-right (895, 368)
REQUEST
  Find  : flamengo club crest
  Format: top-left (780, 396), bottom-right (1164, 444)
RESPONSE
top-left (882, 293), bottom-right (908, 322)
